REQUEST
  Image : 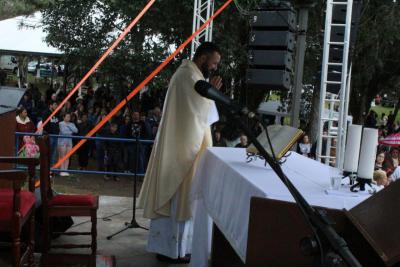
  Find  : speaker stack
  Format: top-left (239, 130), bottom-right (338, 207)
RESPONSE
top-left (247, 2), bottom-right (296, 91)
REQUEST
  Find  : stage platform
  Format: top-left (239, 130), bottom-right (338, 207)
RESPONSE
top-left (1, 196), bottom-right (187, 267)
top-left (52, 195), bottom-right (186, 267)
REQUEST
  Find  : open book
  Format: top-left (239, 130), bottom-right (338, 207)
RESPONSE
top-left (246, 125), bottom-right (303, 160)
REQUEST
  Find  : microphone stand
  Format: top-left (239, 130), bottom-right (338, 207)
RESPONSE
top-left (228, 111), bottom-right (361, 267)
top-left (107, 134), bottom-right (148, 240)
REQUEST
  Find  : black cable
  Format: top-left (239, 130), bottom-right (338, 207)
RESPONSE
top-left (69, 207), bottom-right (131, 228)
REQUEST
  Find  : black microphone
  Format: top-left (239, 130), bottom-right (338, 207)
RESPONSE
top-left (194, 80), bottom-right (255, 118)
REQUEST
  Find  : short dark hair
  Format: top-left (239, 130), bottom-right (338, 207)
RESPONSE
top-left (193, 42), bottom-right (221, 60)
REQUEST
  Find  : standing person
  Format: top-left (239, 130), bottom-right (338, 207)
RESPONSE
top-left (58, 113), bottom-right (78, 176)
top-left (375, 151), bottom-right (386, 171)
top-left (138, 42), bottom-right (222, 263)
top-left (384, 147), bottom-right (400, 176)
top-left (120, 115), bottom-right (132, 171)
top-left (95, 113), bottom-right (110, 171)
top-left (19, 93), bottom-right (34, 117)
top-left (16, 107), bottom-right (36, 149)
top-left (213, 130), bottom-right (227, 147)
top-left (103, 123), bottom-right (122, 181)
top-left (380, 113), bottom-right (388, 127)
top-left (365, 111), bottom-right (377, 128)
top-left (127, 111), bottom-right (151, 174)
top-left (43, 102), bottom-right (61, 165)
top-left (77, 113), bottom-right (91, 170)
top-left (389, 165), bottom-right (400, 182)
top-left (297, 134), bottom-right (313, 158)
top-left (235, 134), bottom-right (249, 148)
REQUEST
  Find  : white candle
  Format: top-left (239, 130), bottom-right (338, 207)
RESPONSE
top-left (357, 128), bottom-right (378, 179)
top-left (343, 125), bottom-right (362, 172)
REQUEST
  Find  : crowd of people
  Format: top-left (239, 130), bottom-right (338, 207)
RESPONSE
top-left (369, 108), bottom-right (400, 188)
top-left (15, 82), bottom-right (399, 186)
top-left (293, 110), bottom-right (400, 188)
top-left (16, 80), bottom-right (256, 180)
top-left (16, 83), bottom-right (164, 180)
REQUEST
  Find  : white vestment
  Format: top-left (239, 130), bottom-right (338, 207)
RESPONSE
top-left (141, 59), bottom-right (219, 258)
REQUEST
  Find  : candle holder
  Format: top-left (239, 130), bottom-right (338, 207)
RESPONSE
top-left (342, 171), bottom-right (357, 186)
top-left (350, 177), bottom-right (375, 193)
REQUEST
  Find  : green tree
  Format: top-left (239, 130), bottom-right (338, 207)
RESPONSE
top-left (303, 0), bottom-right (400, 142)
top-left (349, 0), bottom-right (400, 124)
top-left (41, 0), bottom-right (187, 97)
top-left (40, 0), bottom-right (251, 104)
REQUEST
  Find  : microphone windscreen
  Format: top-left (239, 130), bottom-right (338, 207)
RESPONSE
top-left (194, 80), bottom-right (211, 97)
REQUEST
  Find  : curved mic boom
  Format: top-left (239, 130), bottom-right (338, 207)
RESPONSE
top-left (194, 80), bottom-right (255, 118)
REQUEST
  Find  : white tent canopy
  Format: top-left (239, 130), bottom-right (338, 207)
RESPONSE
top-left (0, 12), bottom-right (62, 57)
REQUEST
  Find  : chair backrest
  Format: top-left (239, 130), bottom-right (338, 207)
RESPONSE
top-left (36, 135), bottom-right (52, 208)
top-left (0, 157), bottom-right (38, 192)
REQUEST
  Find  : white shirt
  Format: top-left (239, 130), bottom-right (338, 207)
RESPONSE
top-left (390, 166), bottom-right (400, 181)
top-left (299, 143), bottom-right (311, 155)
top-left (393, 158), bottom-right (399, 168)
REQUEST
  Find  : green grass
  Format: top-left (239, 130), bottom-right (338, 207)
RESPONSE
top-left (268, 93), bottom-right (281, 101)
top-left (371, 105), bottom-right (400, 122)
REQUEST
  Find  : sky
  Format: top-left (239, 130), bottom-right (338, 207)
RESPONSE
top-left (0, 12), bottom-right (62, 55)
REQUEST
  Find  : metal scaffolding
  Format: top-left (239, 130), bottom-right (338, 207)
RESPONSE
top-left (190, 0), bottom-right (215, 59)
top-left (316, 0), bottom-right (354, 168)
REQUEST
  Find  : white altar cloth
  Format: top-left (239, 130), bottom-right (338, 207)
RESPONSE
top-left (190, 147), bottom-right (372, 266)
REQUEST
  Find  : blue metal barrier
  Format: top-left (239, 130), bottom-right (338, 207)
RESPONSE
top-left (15, 132), bottom-right (154, 177)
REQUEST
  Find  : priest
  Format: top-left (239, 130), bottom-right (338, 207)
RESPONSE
top-left (138, 42), bottom-right (222, 263)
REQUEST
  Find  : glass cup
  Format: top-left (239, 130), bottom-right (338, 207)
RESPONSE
top-left (330, 176), bottom-right (342, 190)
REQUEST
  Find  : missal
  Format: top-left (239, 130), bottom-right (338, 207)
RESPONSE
top-left (247, 125), bottom-right (303, 160)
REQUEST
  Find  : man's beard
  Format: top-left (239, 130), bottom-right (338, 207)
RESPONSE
top-left (200, 62), bottom-right (211, 79)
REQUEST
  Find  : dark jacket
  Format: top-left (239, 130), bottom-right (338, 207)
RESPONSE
top-left (103, 130), bottom-right (122, 153)
top-left (42, 109), bottom-right (60, 134)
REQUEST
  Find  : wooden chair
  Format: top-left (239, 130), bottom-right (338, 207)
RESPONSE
top-left (37, 135), bottom-right (99, 267)
top-left (0, 157), bottom-right (40, 267)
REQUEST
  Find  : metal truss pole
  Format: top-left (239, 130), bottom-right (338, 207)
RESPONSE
top-left (191, 0), bottom-right (215, 59)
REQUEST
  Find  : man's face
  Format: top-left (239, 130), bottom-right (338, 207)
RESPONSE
top-left (153, 107), bottom-right (161, 118)
top-left (50, 103), bottom-right (58, 111)
top-left (132, 112), bottom-right (140, 122)
top-left (21, 109), bottom-right (28, 118)
top-left (81, 115), bottom-right (88, 122)
top-left (111, 125), bottom-right (118, 133)
top-left (200, 52), bottom-right (221, 79)
top-left (240, 135), bottom-right (248, 145)
top-left (215, 132), bottom-right (221, 141)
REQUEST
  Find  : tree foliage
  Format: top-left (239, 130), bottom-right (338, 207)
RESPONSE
top-left (9, 0), bottom-right (398, 128)
top-left (40, 0), bottom-right (250, 102)
top-left (301, 0), bottom-right (400, 141)
top-left (349, 0), bottom-right (400, 123)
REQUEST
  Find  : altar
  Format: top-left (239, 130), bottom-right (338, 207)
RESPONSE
top-left (190, 147), bottom-right (375, 267)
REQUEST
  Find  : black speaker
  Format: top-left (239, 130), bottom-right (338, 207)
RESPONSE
top-left (250, 10), bottom-right (296, 29)
top-left (249, 31), bottom-right (295, 51)
top-left (246, 69), bottom-right (292, 91)
top-left (248, 50), bottom-right (293, 69)
top-left (247, 3), bottom-right (296, 91)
